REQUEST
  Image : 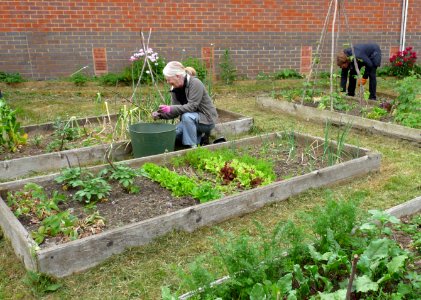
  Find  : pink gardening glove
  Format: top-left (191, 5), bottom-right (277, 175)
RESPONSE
top-left (158, 105), bottom-right (171, 114)
top-left (151, 111), bottom-right (160, 120)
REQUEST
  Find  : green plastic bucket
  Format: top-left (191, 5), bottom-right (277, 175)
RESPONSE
top-left (129, 123), bottom-right (176, 158)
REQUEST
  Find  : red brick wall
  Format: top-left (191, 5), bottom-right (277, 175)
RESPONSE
top-left (0, 0), bottom-right (419, 79)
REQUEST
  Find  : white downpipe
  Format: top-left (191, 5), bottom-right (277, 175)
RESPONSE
top-left (403, 0), bottom-right (408, 50)
top-left (400, 0), bottom-right (409, 51)
top-left (400, 0), bottom-right (404, 50)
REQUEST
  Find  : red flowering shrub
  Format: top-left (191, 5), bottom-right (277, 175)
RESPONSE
top-left (389, 47), bottom-right (417, 77)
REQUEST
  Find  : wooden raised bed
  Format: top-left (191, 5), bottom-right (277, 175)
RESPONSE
top-left (0, 132), bottom-right (381, 277)
top-left (256, 96), bottom-right (421, 144)
top-left (1, 108), bottom-right (253, 181)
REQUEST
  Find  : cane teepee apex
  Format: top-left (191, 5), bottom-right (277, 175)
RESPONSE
top-left (301, 0), bottom-right (365, 109)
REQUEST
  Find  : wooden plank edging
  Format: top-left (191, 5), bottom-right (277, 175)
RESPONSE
top-left (0, 196), bottom-right (37, 270)
top-left (386, 196), bottom-right (421, 218)
top-left (0, 142), bottom-right (131, 181)
top-left (256, 96), bottom-right (421, 144)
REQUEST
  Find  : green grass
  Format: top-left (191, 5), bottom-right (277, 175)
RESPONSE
top-left (0, 77), bottom-right (420, 299)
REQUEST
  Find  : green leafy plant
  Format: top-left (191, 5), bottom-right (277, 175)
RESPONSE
top-left (56, 167), bottom-right (111, 203)
top-left (376, 65), bottom-right (393, 77)
top-left (46, 117), bottom-right (83, 152)
top-left (30, 134), bottom-right (43, 147)
top-left (203, 157), bottom-right (274, 188)
top-left (364, 107), bottom-right (388, 120)
top-left (97, 73), bottom-right (123, 86)
top-left (182, 57), bottom-right (208, 82)
top-left (0, 71), bottom-right (25, 84)
top-left (32, 210), bottom-right (78, 244)
top-left (272, 69), bottom-right (303, 79)
top-left (23, 271), bottom-right (62, 297)
top-left (7, 183), bottom-right (66, 220)
top-left (142, 162), bottom-right (221, 203)
top-left (6, 180), bottom-right (107, 245)
top-left (70, 73), bottom-right (89, 86)
top-left (164, 197), bottom-right (420, 299)
top-left (318, 71), bottom-right (332, 79)
top-left (317, 92), bottom-right (353, 112)
top-left (255, 72), bottom-right (270, 80)
top-left (0, 98), bottom-right (27, 152)
top-left (393, 75), bottom-right (421, 128)
top-left (74, 177), bottom-right (111, 204)
top-left (306, 197), bottom-right (361, 252)
top-left (274, 88), bottom-right (302, 102)
top-left (99, 164), bottom-right (140, 194)
top-left (173, 147), bottom-right (275, 189)
top-left (55, 167), bottom-right (89, 189)
top-left (219, 49), bottom-right (237, 85)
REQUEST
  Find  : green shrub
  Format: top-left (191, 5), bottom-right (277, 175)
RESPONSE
top-left (219, 49), bottom-right (237, 85)
top-left (182, 57), bottom-right (209, 82)
top-left (98, 73), bottom-right (124, 86)
top-left (0, 71), bottom-right (25, 84)
top-left (317, 71), bottom-right (331, 79)
top-left (376, 66), bottom-right (392, 77)
top-left (393, 75), bottom-right (421, 128)
top-left (273, 69), bottom-right (302, 79)
top-left (70, 73), bottom-right (89, 86)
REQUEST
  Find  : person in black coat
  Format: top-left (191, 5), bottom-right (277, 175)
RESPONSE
top-left (337, 43), bottom-right (382, 100)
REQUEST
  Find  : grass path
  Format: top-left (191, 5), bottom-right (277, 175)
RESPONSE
top-left (0, 79), bottom-right (419, 299)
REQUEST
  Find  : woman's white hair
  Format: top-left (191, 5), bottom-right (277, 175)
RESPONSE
top-left (163, 61), bottom-right (186, 77)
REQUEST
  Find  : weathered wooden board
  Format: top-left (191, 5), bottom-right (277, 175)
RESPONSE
top-left (386, 196), bottom-right (421, 218)
top-left (0, 196), bottom-right (37, 271)
top-left (0, 132), bottom-right (380, 277)
top-left (1, 142), bottom-right (132, 181)
top-left (22, 113), bottom-right (119, 134)
top-left (256, 96), bottom-right (421, 144)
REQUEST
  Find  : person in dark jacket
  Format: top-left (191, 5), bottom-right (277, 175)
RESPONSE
top-left (337, 43), bottom-right (382, 100)
top-left (152, 61), bottom-right (218, 148)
